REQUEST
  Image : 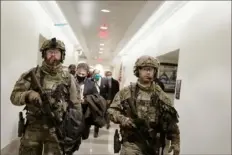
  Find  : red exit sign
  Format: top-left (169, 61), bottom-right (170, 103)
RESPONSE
top-left (98, 30), bottom-right (108, 38)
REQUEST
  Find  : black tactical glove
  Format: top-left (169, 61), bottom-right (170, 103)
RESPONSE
top-left (133, 118), bottom-right (146, 129)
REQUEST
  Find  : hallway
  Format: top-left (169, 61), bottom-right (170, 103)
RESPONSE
top-left (1, 124), bottom-right (119, 155)
top-left (75, 124), bottom-right (118, 155)
top-left (1, 1), bottom-right (231, 155)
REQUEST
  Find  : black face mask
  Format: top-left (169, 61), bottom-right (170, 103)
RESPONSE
top-left (76, 75), bottom-right (86, 82)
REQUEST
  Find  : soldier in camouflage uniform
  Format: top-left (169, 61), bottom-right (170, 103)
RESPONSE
top-left (10, 38), bottom-right (82, 155)
top-left (108, 55), bottom-right (180, 155)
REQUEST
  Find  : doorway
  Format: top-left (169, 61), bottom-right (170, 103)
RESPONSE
top-left (157, 49), bottom-right (180, 104)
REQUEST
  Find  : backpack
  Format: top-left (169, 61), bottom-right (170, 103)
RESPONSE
top-left (60, 104), bottom-right (85, 153)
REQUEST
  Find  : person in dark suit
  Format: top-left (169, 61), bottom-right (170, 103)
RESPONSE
top-left (87, 68), bottom-right (94, 78)
top-left (68, 64), bottom-right (76, 76)
top-left (76, 63), bottom-right (98, 99)
top-left (92, 69), bottom-right (110, 137)
top-left (105, 71), bottom-right (120, 101)
top-left (75, 63), bottom-right (99, 141)
top-left (105, 71), bottom-right (120, 129)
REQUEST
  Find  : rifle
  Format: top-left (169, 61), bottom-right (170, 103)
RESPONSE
top-left (29, 66), bottom-right (63, 139)
top-left (127, 83), bottom-right (179, 155)
top-left (151, 93), bottom-right (179, 141)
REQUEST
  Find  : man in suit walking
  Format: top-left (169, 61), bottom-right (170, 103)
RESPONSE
top-left (104, 71), bottom-right (120, 129)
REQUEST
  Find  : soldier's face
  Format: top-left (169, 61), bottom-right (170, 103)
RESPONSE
top-left (45, 49), bottom-right (61, 65)
top-left (139, 66), bottom-right (155, 83)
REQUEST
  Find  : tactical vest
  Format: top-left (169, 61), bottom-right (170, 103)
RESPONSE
top-left (119, 83), bottom-right (179, 155)
top-left (23, 66), bottom-right (71, 122)
top-left (22, 66), bottom-right (84, 154)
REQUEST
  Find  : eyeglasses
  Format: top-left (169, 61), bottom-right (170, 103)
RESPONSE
top-left (141, 67), bottom-right (154, 72)
top-left (46, 50), bottom-right (61, 55)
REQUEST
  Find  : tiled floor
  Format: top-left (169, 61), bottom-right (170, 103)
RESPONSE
top-left (74, 123), bottom-right (119, 155)
top-left (1, 123), bottom-right (119, 155)
top-left (1, 123), bottom-right (170, 155)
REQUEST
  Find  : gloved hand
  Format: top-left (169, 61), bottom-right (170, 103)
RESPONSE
top-left (168, 144), bottom-right (180, 155)
top-left (121, 117), bottom-right (135, 128)
top-left (26, 90), bottom-right (42, 105)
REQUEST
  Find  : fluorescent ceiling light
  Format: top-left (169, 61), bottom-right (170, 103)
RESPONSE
top-left (101, 9), bottom-right (110, 13)
top-left (79, 2), bottom-right (95, 27)
top-left (100, 48), bottom-right (104, 50)
top-left (100, 26), bottom-right (108, 30)
top-left (99, 51), bottom-right (103, 54)
top-left (100, 43), bottom-right (104, 46)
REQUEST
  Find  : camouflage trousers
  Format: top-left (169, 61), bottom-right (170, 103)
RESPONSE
top-left (19, 122), bottom-right (62, 155)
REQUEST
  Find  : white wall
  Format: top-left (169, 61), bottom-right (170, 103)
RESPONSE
top-left (121, 1), bottom-right (231, 154)
top-left (0, 1), bottom-right (76, 148)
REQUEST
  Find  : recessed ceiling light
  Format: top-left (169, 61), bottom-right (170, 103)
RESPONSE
top-left (101, 9), bottom-right (110, 13)
top-left (100, 43), bottom-right (104, 46)
top-left (100, 48), bottom-right (104, 50)
top-left (100, 26), bottom-right (108, 30)
top-left (99, 51), bottom-right (103, 54)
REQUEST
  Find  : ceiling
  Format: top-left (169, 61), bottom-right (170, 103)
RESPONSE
top-left (56, 1), bottom-right (164, 66)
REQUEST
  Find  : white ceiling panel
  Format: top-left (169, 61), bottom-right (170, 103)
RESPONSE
top-left (56, 1), bottom-right (163, 64)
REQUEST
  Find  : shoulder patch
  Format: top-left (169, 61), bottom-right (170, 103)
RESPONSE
top-left (155, 84), bottom-right (162, 92)
top-left (61, 69), bottom-right (70, 78)
top-left (119, 85), bottom-right (132, 101)
top-left (61, 68), bottom-right (71, 84)
top-left (23, 67), bottom-right (41, 81)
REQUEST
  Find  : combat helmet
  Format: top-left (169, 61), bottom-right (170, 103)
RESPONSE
top-left (133, 55), bottom-right (160, 77)
top-left (40, 37), bottom-right (66, 63)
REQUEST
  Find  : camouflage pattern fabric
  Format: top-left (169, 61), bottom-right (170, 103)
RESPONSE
top-left (134, 55), bottom-right (160, 68)
top-left (10, 61), bottom-right (82, 155)
top-left (108, 81), bottom-right (180, 155)
top-left (133, 55), bottom-right (160, 78)
top-left (40, 38), bottom-right (66, 63)
top-left (40, 38), bottom-right (65, 52)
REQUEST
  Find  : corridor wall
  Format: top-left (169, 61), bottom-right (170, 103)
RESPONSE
top-left (120, 1), bottom-right (231, 154)
top-left (1, 1), bottom-right (75, 148)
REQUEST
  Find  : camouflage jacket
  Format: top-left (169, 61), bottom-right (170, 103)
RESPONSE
top-left (10, 61), bottom-right (82, 120)
top-left (108, 81), bottom-right (180, 146)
